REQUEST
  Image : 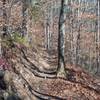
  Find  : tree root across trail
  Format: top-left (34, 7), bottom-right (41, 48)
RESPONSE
top-left (21, 48), bottom-right (57, 75)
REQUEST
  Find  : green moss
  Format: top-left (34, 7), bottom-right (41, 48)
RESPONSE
top-left (11, 32), bottom-right (30, 47)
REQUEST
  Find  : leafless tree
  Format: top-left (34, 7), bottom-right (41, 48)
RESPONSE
top-left (57, 0), bottom-right (68, 77)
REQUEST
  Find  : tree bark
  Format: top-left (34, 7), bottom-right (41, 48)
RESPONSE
top-left (57, 0), bottom-right (68, 77)
top-left (21, 0), bottom-right (27, 37)
top-left (95, 0), bottom-right (100, 74)
top-left (2, 0), bottom-right (7, 37)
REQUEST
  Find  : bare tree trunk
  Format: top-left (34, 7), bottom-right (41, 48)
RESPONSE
top-left (22, 0), bottom-right (27, 37)
top-left (2, 0), bottom-right (15, 36)
top-left (95, 0), bottom-right (100, 74)
top-left (76, 27), bottom-right (81, 66)
top-left (57, 0), bottom-right (68, 77)
top-left (2, 0), bottom-right (7, 37)
top-left (46, 7), bottom-right (52, 52)
top-left (44, 9), bottom-right (49, 50)
top-left (47, 17), bottom-right (50, 51)
top-left (1, 0), bottom-right (7, 57)
top-left (44, 12), bottom-right (47, 49)
top-left (49, 4), bottom-right (53, 51)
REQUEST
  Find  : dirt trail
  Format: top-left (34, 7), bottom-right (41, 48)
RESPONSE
top-left (10, 47), bottom-right (100, 100)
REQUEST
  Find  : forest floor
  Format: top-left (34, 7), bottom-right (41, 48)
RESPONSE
top-left (0, 43), bottom-right (100, 100)
top-left (8, 44), bottom-right (100, 100)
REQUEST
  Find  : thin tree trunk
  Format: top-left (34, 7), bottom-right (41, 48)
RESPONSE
top-left (45, 8), bottom-right (51, 51)
top-left (2, 0), bottom-right (7, 37)
top-left (75, 29), bottom-right (80, 66)
top-left (57, 0), bottom-right (68, 77)
top-left (22, 0), bottom-right (27, 37)
top-left (1, 0), bottom-right (7, 57)
top-left (95, 0), bottom-right (100, 74)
